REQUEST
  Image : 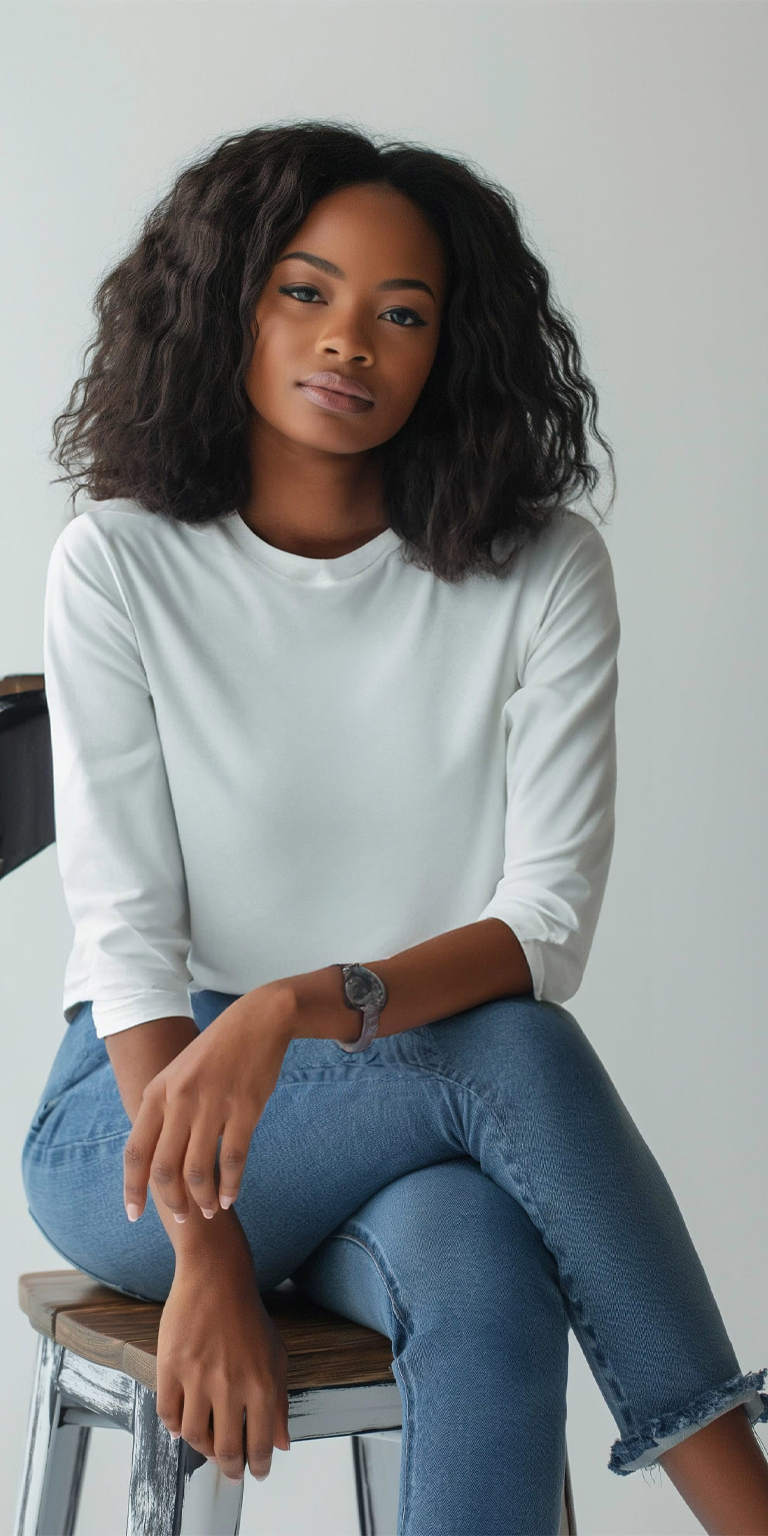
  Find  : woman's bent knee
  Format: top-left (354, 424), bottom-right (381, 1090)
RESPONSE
top-left (296, 1160), bottom-right (568, 1338)
top-left (428, 991), bottom-right (601, 1105)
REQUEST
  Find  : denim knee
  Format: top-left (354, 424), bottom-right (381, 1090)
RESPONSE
top-left (334, 1158), bottom-right (568, 1338)
top-left (430, 992), bottom-right (609, 1130)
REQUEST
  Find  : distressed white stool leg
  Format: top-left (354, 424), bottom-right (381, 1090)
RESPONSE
top-left (14, 1334), bottom-right (91, 1536)
top-left (127, 1382), bottom-right (244, 1536)
top-left (352, 1429), bottom-right (402, 1536)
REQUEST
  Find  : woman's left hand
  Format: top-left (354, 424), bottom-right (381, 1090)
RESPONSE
top-left (123, 986), bottom-right (296, 1224)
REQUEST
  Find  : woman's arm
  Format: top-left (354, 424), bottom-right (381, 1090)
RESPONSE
top-left (106, 1017), bottom-right (254, 1253)
top-left (106, 1017), bottom-right (291, 1481)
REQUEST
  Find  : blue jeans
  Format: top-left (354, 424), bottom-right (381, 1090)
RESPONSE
top-left (21, 989), bottom-right (768, 1535)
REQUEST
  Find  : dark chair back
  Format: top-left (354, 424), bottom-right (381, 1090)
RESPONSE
top-left (0, 674), bottom-right (53, 879)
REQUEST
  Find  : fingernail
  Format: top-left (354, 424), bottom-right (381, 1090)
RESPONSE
top-left (170, 1431), bottom-right (180, 1441)
top-left (173, 1213), bottom-right (186, 1224)
top-left (220, 1194), bottom-right (233, 1209)
top-left (202, 1208), bottom-right (216, 1219)
top-left (126, 1204), bottom-right (141, 1223)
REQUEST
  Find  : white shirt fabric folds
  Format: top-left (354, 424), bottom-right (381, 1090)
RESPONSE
top-left (42, 500), bottom-right (621, 1038)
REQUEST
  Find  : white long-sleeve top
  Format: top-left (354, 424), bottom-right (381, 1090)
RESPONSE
top-left (42, 499), bottom-right (620, 1039)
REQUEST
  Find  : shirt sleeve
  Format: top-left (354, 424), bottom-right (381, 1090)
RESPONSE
top-left (43, 515), bottom-right (196, 1038)
top-left (476, 518), bottom-right (620, 1004)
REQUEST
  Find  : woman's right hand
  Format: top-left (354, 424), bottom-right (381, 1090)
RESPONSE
top-left (155, 1221), bottom-right (291, 1483)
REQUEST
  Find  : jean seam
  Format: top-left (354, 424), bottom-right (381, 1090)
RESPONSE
top-left (29, 1072), bottom-right (440, 1156)
top-left (273, 1064), bottom-right (448, 1097)
top-left (24, 1127), bottom-right (130, 1160)
top-left (333, 1231), bottom-right (411, 1536)
top-left (420, 1056), bottom-right (639, 1438)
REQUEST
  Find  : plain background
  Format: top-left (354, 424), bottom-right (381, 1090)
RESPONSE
top-left (2, 3), bottom-right (766, 1532)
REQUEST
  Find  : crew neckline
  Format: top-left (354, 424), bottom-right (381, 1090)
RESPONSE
top-left (222, 510), bottom-right (403, 584)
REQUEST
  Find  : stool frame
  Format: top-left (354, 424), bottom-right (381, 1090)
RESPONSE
top-left (13, 1267), bottom-right (577, 1535)
top-left (15, 1329), bottom-right (416, 1535)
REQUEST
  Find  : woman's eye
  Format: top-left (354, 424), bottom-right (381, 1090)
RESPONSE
top-left (278, 285), bottom-right (427, 327)
top-left (279, 285), bottom-right (322, 304)
top-left (386, 307), bottom-right (426, 328)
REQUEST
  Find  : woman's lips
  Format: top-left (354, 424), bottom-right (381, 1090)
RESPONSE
top-left (298, 383), bottom-right (374, 414)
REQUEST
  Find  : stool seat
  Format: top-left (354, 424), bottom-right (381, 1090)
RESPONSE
top-left (18, 1268), bottom-right (396, 1395)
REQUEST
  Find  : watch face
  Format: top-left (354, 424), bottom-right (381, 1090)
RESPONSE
top-left (345, 966), bottom-right (387, 1009)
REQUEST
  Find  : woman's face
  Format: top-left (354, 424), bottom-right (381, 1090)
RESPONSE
top-left (244, 182), bottom-right (446, 455)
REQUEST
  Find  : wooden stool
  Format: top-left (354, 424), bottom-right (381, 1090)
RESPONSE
top-left (14, 1268), bottom-right (577, 1534)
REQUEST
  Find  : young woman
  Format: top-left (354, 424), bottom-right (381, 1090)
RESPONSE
top-left (23, 121), bottom-right (768, 1534)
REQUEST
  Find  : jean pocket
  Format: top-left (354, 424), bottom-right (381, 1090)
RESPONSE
top-left (27, 1093), bottom-right (63, 1136)
top-left (29, 1004), bottom-right (106, 1129)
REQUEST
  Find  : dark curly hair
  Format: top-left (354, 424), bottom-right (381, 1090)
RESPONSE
top-left (51, 119), bottom-right (616, 583)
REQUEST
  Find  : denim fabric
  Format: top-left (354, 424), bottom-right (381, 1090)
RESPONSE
top-left (22, 990), bottom-right (768, 1535)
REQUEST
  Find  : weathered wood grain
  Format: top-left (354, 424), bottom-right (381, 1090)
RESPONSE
top-left (19, 1270), bottom-right (396, 1395)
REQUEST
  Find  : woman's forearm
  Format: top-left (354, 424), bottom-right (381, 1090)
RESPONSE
top-left (106, 1016), bottom-right (256, 1266)
top-left (286, 919), bottom-right (534, 1042)
top-left (106, 1015), bottom-right (199, 1120)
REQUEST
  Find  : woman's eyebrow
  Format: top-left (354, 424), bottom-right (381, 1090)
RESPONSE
top-left (276, 250), bottom-right (435, 301)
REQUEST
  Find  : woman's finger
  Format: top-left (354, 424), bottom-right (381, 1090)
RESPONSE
top-left (150, 1110), bottom-right (194, 1222)
top-left (212, 1386), bottom-right (247, 1483)
top-left (245, 1386), bottom-right (275, 1480)
top-left (156, 1373), bottom-right (184, 1441)
top-left (123, 1091), bottom-right (165, 1220)
top-left (183, 1111), bottom-right (226, 1217)
top-left (276, 1383), bottom-right (291, 1452)
top-left (181, 1391), bottom-right (215, 1460)
top-left (217, 1114), bottom-right (254, 1210)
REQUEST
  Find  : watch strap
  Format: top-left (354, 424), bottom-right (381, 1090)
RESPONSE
top-left (334, 963), bottom-right (388, 1052)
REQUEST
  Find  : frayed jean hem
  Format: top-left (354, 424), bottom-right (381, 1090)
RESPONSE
top-left (608, 1367), bottom-right (768, 1474)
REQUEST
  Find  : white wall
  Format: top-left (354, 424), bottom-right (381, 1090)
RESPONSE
top-left (2, 4), bottom-right (766, 1532)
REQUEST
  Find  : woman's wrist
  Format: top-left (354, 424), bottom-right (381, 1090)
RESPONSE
top-left (153, 1178), bottom-right (255, 1269)
top-left (175, 1211), bottom-right (257, 1283)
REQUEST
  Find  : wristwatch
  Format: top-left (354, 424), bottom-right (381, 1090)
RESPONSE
top-left (334, 963), bottom-right (388, 1052)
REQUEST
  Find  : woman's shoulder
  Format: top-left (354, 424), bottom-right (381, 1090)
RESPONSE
top-left (526, 506), bottom-right (611, 565)
top-left (490, 506), bottom-right (613, 594)
top-left (48, 497), bottom-right (156, 565)
top-left (49, 497), bottom-right (223, 575)
top-left (53, 497), bottom-right (172, 548)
